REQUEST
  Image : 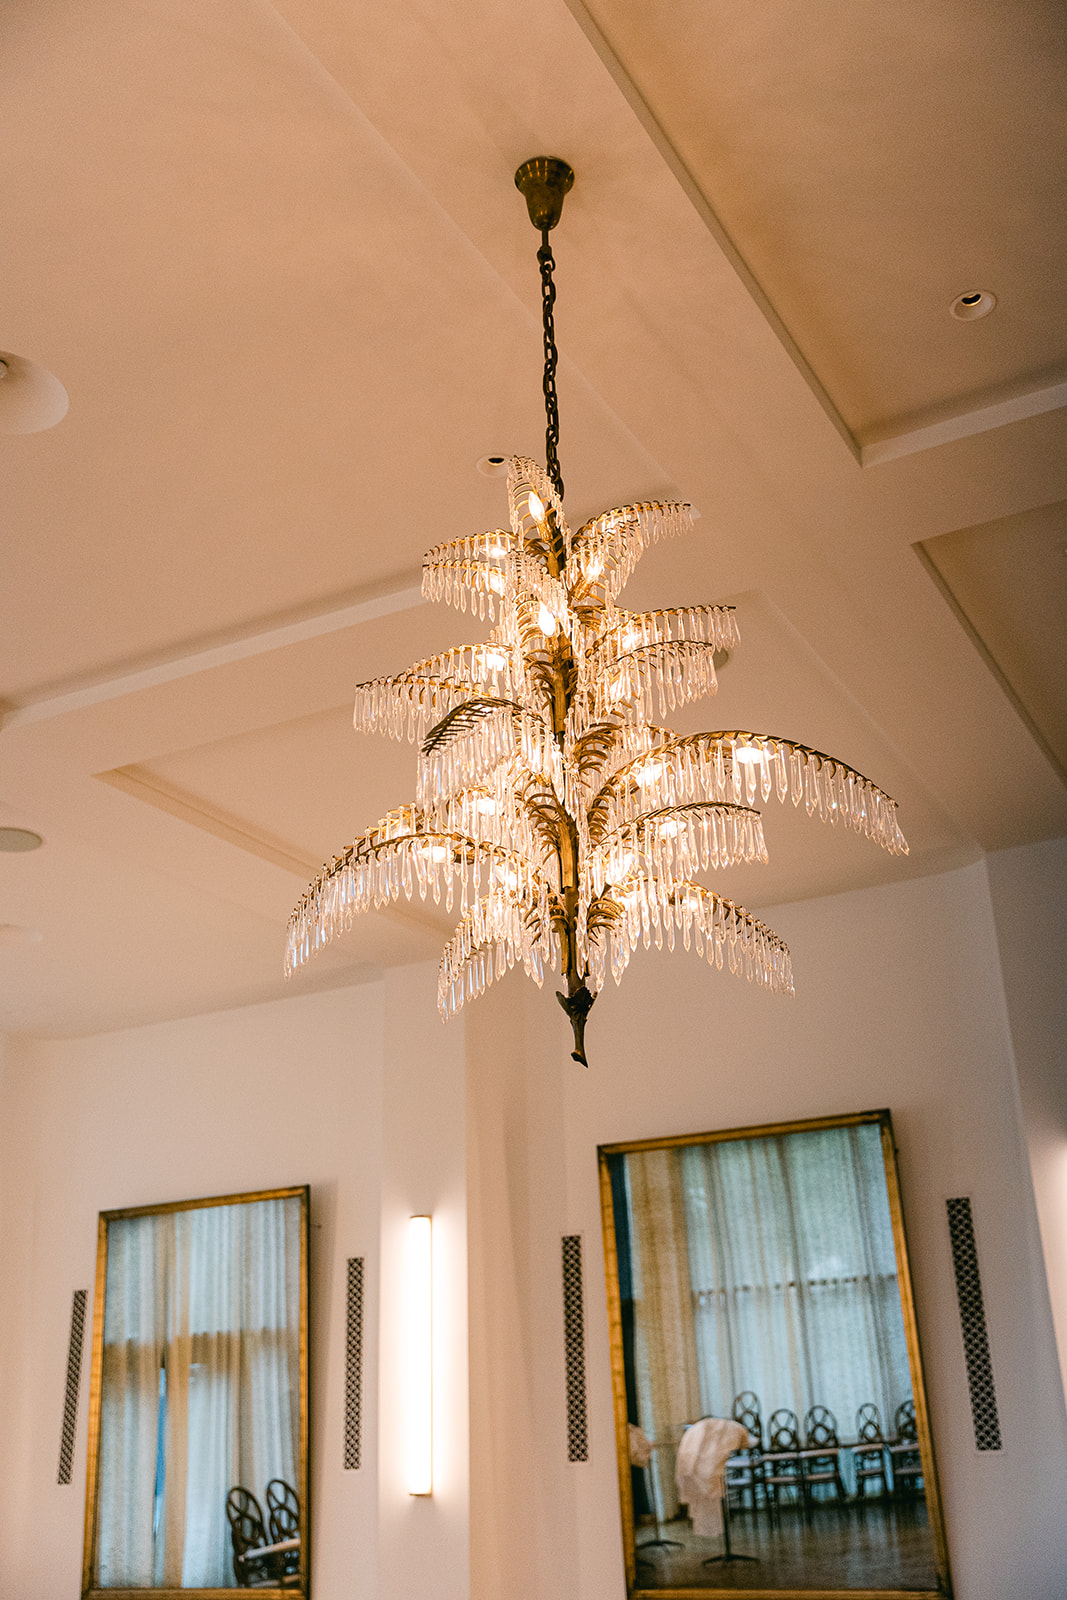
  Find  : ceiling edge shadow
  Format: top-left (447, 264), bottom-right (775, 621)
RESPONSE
top-left (912, 543), bottom-right (1067, 791)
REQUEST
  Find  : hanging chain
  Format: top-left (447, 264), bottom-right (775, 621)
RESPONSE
top-left (537, 230), bottom-right (564, 500)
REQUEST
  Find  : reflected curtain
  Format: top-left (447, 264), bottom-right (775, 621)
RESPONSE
top-left (96, 1195), bottom-right (301, 1588)
top-left (624, 1125), bottom-right (911, 1512)
top-left (627, 1150), bottom-right (702, 1520)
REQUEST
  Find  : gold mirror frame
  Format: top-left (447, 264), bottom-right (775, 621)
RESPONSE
top-left (598, 1111), bottom-right (951, 1599)
top-left (82, 1185), bottom-right (310, 1600)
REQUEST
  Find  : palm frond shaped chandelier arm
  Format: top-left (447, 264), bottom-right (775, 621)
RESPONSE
top-left (286, 158), bottom-right (907, 1066)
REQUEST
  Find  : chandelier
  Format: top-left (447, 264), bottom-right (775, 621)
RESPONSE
top-left (286, 158), bottom-right (908, 1065)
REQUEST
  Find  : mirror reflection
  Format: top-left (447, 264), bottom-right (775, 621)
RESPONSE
top-left (84, 1186), bottom-right (309, 1598)
top-left (599, 1114), bottom-right (950, 1597)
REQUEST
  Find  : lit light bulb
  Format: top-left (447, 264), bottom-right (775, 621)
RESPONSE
top-left (538, 601), bottom-right (558, 635)
top-left (734, 746), bottom-right (763, 766)
top-left (584, 553), bottom-right (604, 581)
top-left (621, 631), bottom-right (639, 651)
top-left (477, 796), bottom-right (498, 815)
top-left (483, 650), bottom-right (508, 671)
top-left (528, 491), bottom-right (546, 524)
top-left (635, 761), bottom-right (663, 787)
top-left (486, 569), bottom-right (506, 594)
top-left (423, 842), bottom-right (449, 863)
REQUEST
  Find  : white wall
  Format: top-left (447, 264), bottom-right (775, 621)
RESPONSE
top-left (985, 837), bottom-right (1067, 1399)
top-left (464, 856), bottom-right (1067, 1600)
top-left (378, 962), bottom-right (470, 1600)
top-left (0, 974), bottom-right (469, 1600)
top-left (2, 850), bottom-right (1065, 1600)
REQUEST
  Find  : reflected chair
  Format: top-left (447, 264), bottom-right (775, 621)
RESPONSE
top-left (226, 1487), bottom-right (278, 1588)
top-left (889, 1399), bottom-right (924, 1496)
top-left (265, 1479), bottom-right (301, 1577)
top-left (761, 1409), bottom-right (804, 1508)
top-left (726, 1392), bottom-right (764, 1509)
top-left (227, 1486), bottom-right (301, 1588)
top-left (854, 1404), bottom-right (889, 1499)
top-left (800, 1406), bottom-right (846, 1504)
top-left (266, 1478), bottom-right (300, 1541)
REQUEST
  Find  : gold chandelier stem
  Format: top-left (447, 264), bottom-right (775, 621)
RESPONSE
top-left (550, 693), bottom-right (594, 1063)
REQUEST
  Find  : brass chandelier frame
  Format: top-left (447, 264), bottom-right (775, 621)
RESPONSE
top-left (286, 159), bottom-right (908, 1065)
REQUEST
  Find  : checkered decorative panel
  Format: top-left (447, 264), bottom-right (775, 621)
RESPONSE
top-left (57, 1289), bottom-right (87, 1485)
top-left (561, 1235), bottom-right (589, 1462)
top-left (343, 1257), bottom-right (364, 1469)
top-left (946, 1198), bottom-right (1002, 1451)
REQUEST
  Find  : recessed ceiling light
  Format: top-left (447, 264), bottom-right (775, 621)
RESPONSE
top-left (950, 290), bottom-right (996, 322)
top-left (0, 351), bottom-right (69, 433)
top-left (0, 827), bottom-right (44, 852)
top-left (0, 924), bottom-right (44, 946)
top-left (477, 454), bottom-right (509, 478)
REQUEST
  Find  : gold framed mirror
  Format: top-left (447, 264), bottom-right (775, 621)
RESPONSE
top-left (598, 1112), bottom-right (951, 1598)
top-left (82, 1185), bottom-right (310, 1600)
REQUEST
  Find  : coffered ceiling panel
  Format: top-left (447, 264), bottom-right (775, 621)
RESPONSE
top-left (576, 0), bottom-right (1067, 444)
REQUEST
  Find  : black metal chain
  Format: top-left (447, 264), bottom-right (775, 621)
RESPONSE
top-left (537, 230), bottom-right (564, 500)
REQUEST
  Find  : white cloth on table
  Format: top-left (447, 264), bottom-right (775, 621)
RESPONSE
top-left (675, 1416), bottom-right (751, 1537)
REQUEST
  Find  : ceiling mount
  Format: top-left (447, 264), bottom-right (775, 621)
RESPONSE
top-left (514, 157), bottom-right (574, 233)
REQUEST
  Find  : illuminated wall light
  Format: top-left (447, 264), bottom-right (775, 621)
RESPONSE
top-left (406, 1215), bottom-right (433, 1495)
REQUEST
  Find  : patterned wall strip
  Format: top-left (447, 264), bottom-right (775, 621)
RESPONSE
top-left (57, 1289), bottom-right (88, 1485)
top-left (343, 1257), bottom-right (364, 1469)
top-left (561, 1235), bottom-right (589, 1463)
top-left (946, 1198), bottom-right (1002, 1451)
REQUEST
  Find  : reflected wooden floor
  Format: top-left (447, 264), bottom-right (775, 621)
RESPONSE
top-left (633, 1497), bottom-right (937, 1592)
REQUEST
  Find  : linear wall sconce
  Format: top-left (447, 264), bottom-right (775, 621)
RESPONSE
top-left (406, 1214), bottom-right (433, 1495)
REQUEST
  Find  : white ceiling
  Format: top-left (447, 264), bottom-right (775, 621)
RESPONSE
top-left (2, 0), bottom-right (1065, 1036)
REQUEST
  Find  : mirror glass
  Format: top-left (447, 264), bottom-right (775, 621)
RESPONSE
top-left (83, 1186), bottom-right (309, 1599)
top-left (598, 1113), bottom-right (950, 1597)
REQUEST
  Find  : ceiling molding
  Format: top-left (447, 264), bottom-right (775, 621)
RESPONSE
top-left (863, 381), bottom-right (1067, 468)
top-left (96, 764), bottom-right (453, 946)
top-left (2, 579), bottom-right (426, 730)
top-left (97, 765), bottom-right (322, 878)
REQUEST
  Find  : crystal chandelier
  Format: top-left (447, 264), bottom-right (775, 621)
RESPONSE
top-left (286, 158), bottom-right (908, 1065)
